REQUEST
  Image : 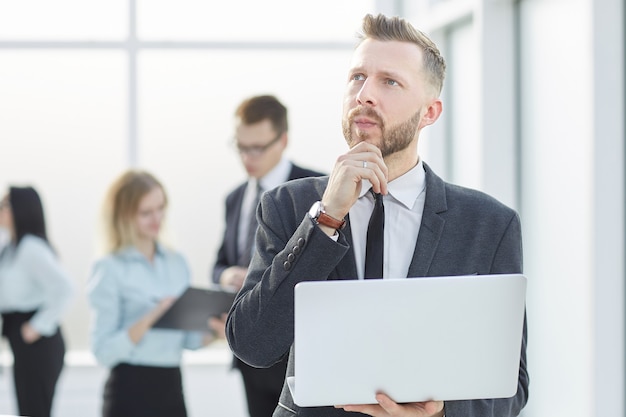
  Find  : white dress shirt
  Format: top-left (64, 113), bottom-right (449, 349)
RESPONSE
top-left (238, 157), bottom-right (292, 255)
top-left (349, 160), bottom-right (426, 279)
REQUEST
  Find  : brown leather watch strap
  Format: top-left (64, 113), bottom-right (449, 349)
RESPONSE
top-left (316, 212), bottom-right (346, 230)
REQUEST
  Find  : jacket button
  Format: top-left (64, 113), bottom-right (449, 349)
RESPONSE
top-left (283, 261), bottom-right (291, 270)
top-left (292, 245), bottom-right (300, 255)
top-left (297, 238), bottom-right (305, 246)
top-left (287, 253), bottom-right (295, 262)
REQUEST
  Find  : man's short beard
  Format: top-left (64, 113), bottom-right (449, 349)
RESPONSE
top-left (342, 106), bottom-right (421, 157)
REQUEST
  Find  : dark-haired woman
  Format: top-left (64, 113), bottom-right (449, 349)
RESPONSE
top-left (0, 186), bottom-right (74, 417)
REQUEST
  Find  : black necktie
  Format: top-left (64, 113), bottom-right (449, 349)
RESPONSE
top-left (239, 184), bottom-right (262, 266)
top-left (364, 191), bottom-right (384, 279)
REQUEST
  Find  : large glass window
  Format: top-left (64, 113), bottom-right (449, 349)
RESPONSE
top-left (446, 20), bottom-right (480, 189)
top-left (138, 0), bottom-right (372, 42)
top-left (137, 48), bottom-right (351, 282)
top-left (0, 0), bottom-right (128, 40)
top-left (0, 0), bottom-right (379, 351)
top-left (0, 50), bottom-right (128, 349)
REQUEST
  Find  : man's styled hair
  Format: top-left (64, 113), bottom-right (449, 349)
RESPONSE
top-left (358, 13), bottom-right (446, 95)
top-left (102, 170), bottom-right (167, 252)
top-left (235, 95), bottom-right (288, 134)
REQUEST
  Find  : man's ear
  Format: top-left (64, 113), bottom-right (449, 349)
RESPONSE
top-left (418, 99), bottom-right (443, 129)
top-left (280, 132), bottom-right (289, 149)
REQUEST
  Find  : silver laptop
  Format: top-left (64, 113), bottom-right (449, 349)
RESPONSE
top-left (288, 274), bottom-right (526, 407)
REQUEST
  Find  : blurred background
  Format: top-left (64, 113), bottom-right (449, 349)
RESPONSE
top-left (0, 0), bottom-right (623, 416)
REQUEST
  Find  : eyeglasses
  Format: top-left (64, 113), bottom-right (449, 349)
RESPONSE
top-left (233, 132), bottom-right (283, 158)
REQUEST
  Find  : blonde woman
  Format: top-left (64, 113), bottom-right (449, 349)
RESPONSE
top-left (87, 170), bottom-right (215, 417)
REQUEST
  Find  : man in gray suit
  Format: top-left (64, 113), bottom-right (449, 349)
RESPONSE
top-left (226, 14), bottom-right (528, 417)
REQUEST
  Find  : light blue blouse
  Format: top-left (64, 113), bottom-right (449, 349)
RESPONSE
top-left (87, 244), bottom-right (205, 368)
top-left (0, 235), bottom-right (74, 336)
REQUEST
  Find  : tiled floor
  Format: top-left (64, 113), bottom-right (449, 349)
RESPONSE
top-left (0, 344), bottom-right (248, 417)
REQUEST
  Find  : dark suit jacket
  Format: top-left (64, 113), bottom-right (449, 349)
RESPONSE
top-left (213, 162), bottom-right (324, 380)
top-left (212, 163), bottom-right (325, 284)
top-left (226, 162), bottom-right (528, 417)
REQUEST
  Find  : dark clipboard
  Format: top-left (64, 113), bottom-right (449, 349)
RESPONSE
top-left (153, 287), bottom-right (236, 332)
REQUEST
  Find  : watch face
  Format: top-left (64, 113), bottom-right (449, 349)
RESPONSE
top-left (308, 201), bottom-right (322, 219)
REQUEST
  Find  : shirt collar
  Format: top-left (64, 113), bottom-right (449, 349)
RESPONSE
top-left (359, 159), bottom-right (426, 209)
top-left (256, 157), bottom-right (292, 191)
top-left (117, 242), bottom-right (165, 261)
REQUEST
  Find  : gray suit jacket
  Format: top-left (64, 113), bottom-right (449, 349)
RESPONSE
top-left (226, 162), bottom-right (528, 417)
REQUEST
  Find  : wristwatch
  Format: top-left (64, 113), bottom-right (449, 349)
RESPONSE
top-left (308, 201), bottom-right (346, 230)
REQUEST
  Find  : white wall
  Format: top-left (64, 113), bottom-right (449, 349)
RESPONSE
top-left (591, 0), bottom-right (625, 414)
top-left (520, 0), bottom-right (595, 414)
top-left (408, 0), bottom-right (625, 415)
top-left (520, 0), bottom-right (624, 415)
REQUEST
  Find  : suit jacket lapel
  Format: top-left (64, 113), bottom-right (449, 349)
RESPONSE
top-left (407, 163), bottom-right (447, 278)
top-left (231, 186), bottom-right (246, 264)
top-left (287, 164), bottom-right (299, 181)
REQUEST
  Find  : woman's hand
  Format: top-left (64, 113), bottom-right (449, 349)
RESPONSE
top-left (209, 313), bottom-right (227, 339)
top-left (21, 322), bottom-right (42, 344)
top-left (128, 297), bottom-right (176, 344)
top-left (201, 314), bottom-right (228, 346)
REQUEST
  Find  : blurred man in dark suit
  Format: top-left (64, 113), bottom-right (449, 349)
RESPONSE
top-left (212, 95), bottom-right (323, 417)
